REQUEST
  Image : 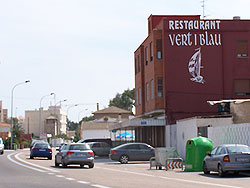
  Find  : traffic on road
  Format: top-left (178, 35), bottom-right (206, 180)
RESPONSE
top-left (1, 144), bottom-right (250, 188)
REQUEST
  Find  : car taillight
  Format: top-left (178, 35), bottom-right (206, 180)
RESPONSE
top-left (66, 152), bottom-right (74, 155)
top-left (112, 150), bottom-right (117, 154)
top-left (88, 152), bottom-right (94, 156)
top-left (223, 155), bottom-right (230, 162)
top-left (49, 148), bottom-right (52, 152)
top-left (32, 148), bottom-right (36, 151)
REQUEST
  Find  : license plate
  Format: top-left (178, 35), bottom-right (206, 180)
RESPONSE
top-left (236, 158), bottom-right (249, 162)
top-left (77, 153), bottom-right (86, 156)
top-left (39, 149), bottom-right (46, 151)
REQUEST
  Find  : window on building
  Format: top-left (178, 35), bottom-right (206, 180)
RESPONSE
top-left (157, 77), bottom-right (163, 98)
top-left (150, 79), bottom-right (154, 100)
top-left (138, 87), bottom-right (141, 105)
top-left (135, 57), bottom-right (137, 74)
top-left (145, 47), bottom-right (148, 65)
top-left (197, 127), bottom-right (208, 137)
top-left (156, 39), bottom-right (162, 59)
top-left (146, 82), bottom-right (149, 102)
top-left (236, 40), bottom-right (248, 58)
top-left (137, 55), bottom-right (140, 72)
top-left (136, 89), bottom-right (139, 106)
top-left (234, 79), bottom-right (250, 96)
top-left (150, 42), bottom-right (153, 61)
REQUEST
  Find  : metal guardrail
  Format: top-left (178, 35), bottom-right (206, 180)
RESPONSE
top-left (165, 158), bottom-right (183, 171)
top-left (150, 157), bottom-right (184, 171)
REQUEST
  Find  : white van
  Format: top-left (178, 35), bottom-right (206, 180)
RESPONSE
top-left (0, 138), bottom-right (4, 154)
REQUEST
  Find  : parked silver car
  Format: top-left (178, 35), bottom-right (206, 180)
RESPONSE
top-left (55, 143), bottom-right (94, 168)
top-left (0, 138), bottom-right (4, 155)
top-left (109, 143), bottom-right (155, 164)
top-left (203, 144), bottom-right (250, 177)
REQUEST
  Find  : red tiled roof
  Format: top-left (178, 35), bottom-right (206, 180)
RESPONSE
top-left (0, 122), bottom-right (11, 127)
top-left (93, 106), bottom-right (131, 114)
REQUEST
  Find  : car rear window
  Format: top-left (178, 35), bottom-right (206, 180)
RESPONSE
top-left (227, 146), bottom-right (250, 153)
top-left (35, 143), bottom-right (49, 148)
top-left (69, 144), bottom-right (90, 150)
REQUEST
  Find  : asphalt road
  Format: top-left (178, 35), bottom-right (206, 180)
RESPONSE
top-left (1, 149), bottom-right (250, 188)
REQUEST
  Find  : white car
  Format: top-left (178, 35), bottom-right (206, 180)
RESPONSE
top-left (0, 138), bottom-right (4, 154)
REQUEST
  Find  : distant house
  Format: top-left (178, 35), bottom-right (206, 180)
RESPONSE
top-left (80, 106), bottom-right (133, 140)
top-left (0, 122), bottom-right (11, 140)
top-left (24, 106), bottom-right (67, 138)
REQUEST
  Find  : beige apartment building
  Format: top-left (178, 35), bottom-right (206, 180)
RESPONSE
top-left (24, 106), bottom-right (67, 138)
top-left (0, 101), bottom-right (8, 122)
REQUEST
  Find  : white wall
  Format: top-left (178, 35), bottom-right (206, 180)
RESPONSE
top-left (165, 124), bottom-right (177, 148)
top-left (208, 123), bottom-right (250, 147)
top-left (176, 116), bottom-right (232, 160)
top-left (82, 129), bottom-right (112, 140)
top-left (176, 118), bottom-right (197, 160)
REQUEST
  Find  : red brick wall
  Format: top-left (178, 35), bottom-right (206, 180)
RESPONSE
top-left (136, 15), bottom-right (250, 123)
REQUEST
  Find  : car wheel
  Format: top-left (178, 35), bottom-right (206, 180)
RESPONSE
top-left (62, 161), bottom-right (67, 168)
top-left (80, 164), bottom-right (84, 168)
top-left (1, 150), bottom-right (4, 155)
top-left (48, 156), bottom-right (52, 160)
top-left (88, 163), bottom-right (94, 168)
top-left (30, 155), bottom-right (34, 159)
top-left (119, 155), bottom-right (129, 164)
top-left (55, 159), bottom-right (59, 167)
top-left (218, 164), bottom-right (225, 177)
top-left (203, 162), bottom-right (210, 174)
top-left (234, 171), bottom-right (239, 175)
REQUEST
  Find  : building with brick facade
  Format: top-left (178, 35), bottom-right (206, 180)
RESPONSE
top-left (110, 14), bottom-right (250, 147)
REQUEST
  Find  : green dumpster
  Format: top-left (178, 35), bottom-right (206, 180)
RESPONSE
top-left (184, 136), bottom-right (213, 172)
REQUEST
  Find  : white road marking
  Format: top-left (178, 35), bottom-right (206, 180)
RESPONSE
top-left (66, 177), bottom-right (75, 181)
top-left (7, 153), bottom-right (46, 173)
top-left (95, 167), bottom-right (243, 188)
top-left (91, 184), bottom-right (112, 188)
top-left (56, 175), bottom-right (64, 178)
top-left (78, 181), bottom-right (90, 184)
top-left (48, 173), bottom-right (55, 175)
top-left (15, 152), bottom-right (60, 173)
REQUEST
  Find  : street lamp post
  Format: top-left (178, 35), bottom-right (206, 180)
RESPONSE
top-left (11, 80), bottom-right (30, 150)
top-left (67, 104), bottom-right (79, 117)
top-left (66, 104), bottom-right (79, 130)
top-left (78, 108), bottom-right (88, 122)
top-left (54, 99), bottom-right (67, 135)
top-left (39, 93), bottom-right (54, 138)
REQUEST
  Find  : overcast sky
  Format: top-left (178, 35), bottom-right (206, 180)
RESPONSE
top-left (0, 0), bottom-right (249, 122)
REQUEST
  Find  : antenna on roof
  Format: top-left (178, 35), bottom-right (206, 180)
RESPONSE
top-left (201, 0), bottom-right (206, 19)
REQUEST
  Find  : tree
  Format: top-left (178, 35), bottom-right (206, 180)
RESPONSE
top-left (73, 126), bottom-right (81, 142)
top-left (109, 88), bottom-right (135, 111)
top-left (67, 120), bottom-right (79, 131)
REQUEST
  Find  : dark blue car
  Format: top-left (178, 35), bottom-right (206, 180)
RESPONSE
top-left (30, 142), bottom-right (52, 160)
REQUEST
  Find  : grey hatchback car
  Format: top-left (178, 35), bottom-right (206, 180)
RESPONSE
top-left (55, 143), bottom-right (94, 168)
top-left (203, 144), bottom-right (250, 177)
top-left (87, 142), bottom-right (111, 156)
top-left (109, 143), bottom-right (155, 164)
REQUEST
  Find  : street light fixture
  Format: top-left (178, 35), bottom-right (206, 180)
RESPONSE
top-left (11, 80), bottom-right (30, 150)
top-left (39, 93), bottom-right (54, 138)
top-left (78, 108), bottom-right (88, 122)
top-left (67, 104), bottom-right (79, 116)
top-left (53, 99), bottom-right (67, 135)
top-left (66, 104), bottom-right (79, 130)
